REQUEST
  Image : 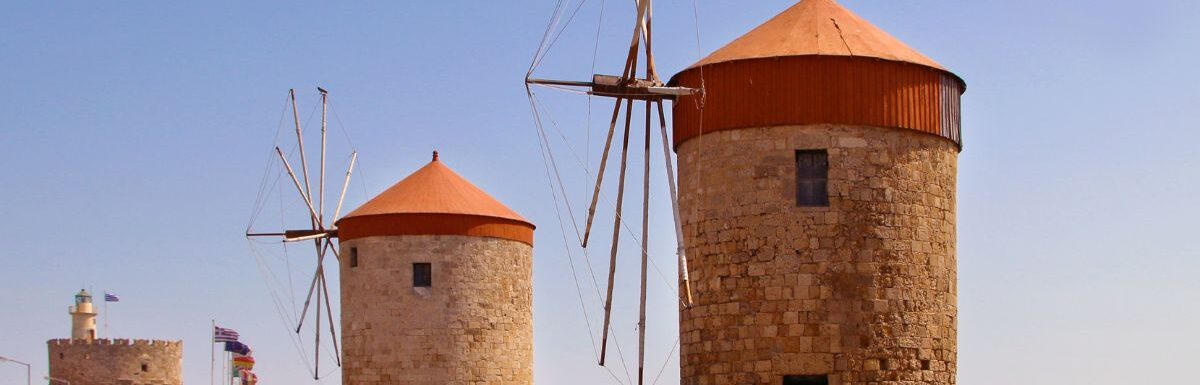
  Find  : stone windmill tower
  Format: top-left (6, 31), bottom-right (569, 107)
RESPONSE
top-left (669, 0), bottom-right (964, 384)
top-left (334, 152), bottom-right (535, 384)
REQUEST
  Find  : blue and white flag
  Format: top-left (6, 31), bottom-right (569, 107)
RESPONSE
top-left (214, 326), bottom-right (240, 343)
top-left (104, 292), bottom-right (120, 302)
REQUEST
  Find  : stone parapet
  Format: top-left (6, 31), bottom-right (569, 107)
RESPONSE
top-left (47, 338), bottom-right (183, 385)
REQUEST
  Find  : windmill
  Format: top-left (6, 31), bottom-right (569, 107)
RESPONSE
top-left (525, 0), bottom-right (701, 383)
top-left (245, 87), bottom-right (357, 380)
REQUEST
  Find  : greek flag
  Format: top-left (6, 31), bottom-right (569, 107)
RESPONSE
top-left (104, 292), bottom-right (120, 302)
top-left (214, 326), bottom-right (240, 342)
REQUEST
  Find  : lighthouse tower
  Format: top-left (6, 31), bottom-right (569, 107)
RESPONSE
top-left (69, 289), bottom-right (97, 341)
top-left (335, 151), bottom-right (535, 384)
top-left (670, 1), bottom-right (964, 384)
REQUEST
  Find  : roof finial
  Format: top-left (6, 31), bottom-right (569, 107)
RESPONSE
top-left (432, 150), bottom-right (439, 161)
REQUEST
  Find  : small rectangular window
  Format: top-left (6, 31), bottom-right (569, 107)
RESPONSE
top-left (413, 263), bottom-right (432, 287)
top-left (350, 247), bottom-right (359, 268)
top-left (783, 375), bottom-right (828, 385)
top-left (796, 150), bottom-right (829, 207)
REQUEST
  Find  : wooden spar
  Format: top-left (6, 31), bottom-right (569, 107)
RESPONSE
top-left (319, 88), bottom-right (328, 229)
top-left (294, 255), bottom-right (322, 333)
top-left (319, 255), bottom-right (342, 367)
top-left (658, 101), bottom-right (693, 306)
top-left (283, 232), bottom-right (335, 243)
top-left (274, 147), bottom-right (324, 229)
top-left (313, 263), bottom-right (322, 380)
top-left (637, 8), bottom-right (652, 383)
top-left (644, 0), bottom-right (657, 81)
top-left (526, 77), bottom-right (695, 101)
top-left (599, 97), bottom-right (635, 366)
top-left (333, 152), bottom-right (358, 221)
top-left (582, 98), bottom-right (624, 248)
top-left (282, 146), bottom-right (327, 336)
top-left (290, 90), bottom-right (316, 229)
top-left (637, 100), bottom-right (651, 385)
top-left (624, 0), bottom-right (651, 79)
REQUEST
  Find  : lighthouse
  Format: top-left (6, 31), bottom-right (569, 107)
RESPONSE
top-left (670, 0), bottom-right (964, 384)
top-left (335, 151), bottom-right (535, 384)
top-left (69, 289), bottom-right (97, 341)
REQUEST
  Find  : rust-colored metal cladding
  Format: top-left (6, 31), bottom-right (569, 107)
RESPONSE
top-left (671, 0), bottom-right (965, 149)
top-left (335, 152), bottom-right (535, 245)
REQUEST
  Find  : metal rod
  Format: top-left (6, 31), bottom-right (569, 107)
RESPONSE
top-left (637, 100), bottom-right (651, 385)
top-left (0, 355), bottom-right (31, 385)
top-left (583, 97), bottom-right (625, 247)
top-left (333, 152), bottom-right (358, 221)
top-left (657, 101), bottom-right (693, 306)
top-left (599, 97), bottom-right (635, 366)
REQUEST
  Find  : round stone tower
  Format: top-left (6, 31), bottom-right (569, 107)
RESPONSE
top-left (335, 151), bottom-right (535, 385)
top-left (670, 1), bottom-right (964, 384)
top-left (69, 289), bottom-right (98, 341)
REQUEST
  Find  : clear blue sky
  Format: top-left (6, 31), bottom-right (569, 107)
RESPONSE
top-left (2, 1), bottom-right (1198, 384)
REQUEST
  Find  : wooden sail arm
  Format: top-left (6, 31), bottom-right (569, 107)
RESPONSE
top-left (246, 229), bottom-right (338, 242)
top-left (526, 74), bottom-right (698, 101)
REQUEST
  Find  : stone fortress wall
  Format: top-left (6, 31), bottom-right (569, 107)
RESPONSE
top-left (339, 234), bottom-right (534, 385)
top-left (47, 338), bottom-right (183, 385)
top-left (677, 125), bottom-right (958, 385)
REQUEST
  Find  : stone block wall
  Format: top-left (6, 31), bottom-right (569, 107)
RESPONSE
top-left (676, 125), bottom-right (958, 385)
top-left (339, 234), bottom-right (533, 385)
top-left (47, 338), bottom-right (183, 385)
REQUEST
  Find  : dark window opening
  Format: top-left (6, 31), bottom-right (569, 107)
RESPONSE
top-left (413, 263), bottom-right (432, 287)
top-left (783, 375), bottom-right (828, 385)
top-left (796, 150), bottom-right (829, 207)
top-left (141, 364), bottom-right (149, 372)
top-left (59, 353), bottom-right (64, 360)
top-left (922, 360), bottom-right (931, 370)
top-left (350, 247), bottom-right (359, 268)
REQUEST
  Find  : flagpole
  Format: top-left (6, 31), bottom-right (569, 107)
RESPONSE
top-left (104, 293), bottom-right (109, 339)
top-left (210, 320), bottom-right (216, 385)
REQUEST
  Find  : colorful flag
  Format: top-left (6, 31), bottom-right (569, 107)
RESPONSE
top-left (224, 341), bottom-right (251, 355)
top-left (104, 292), bottom-right (120, 302)
top-left (214, 326), bottom-right (240, 342)
top-left (232, 355), bottom-right (256, 370)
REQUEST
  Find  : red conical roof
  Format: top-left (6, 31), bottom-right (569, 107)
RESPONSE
top-left (336, 152), bottom-right (534, 244)
top-left (688, 0), bottom-right (945, 70)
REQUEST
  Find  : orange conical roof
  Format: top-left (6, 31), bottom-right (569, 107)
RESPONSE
top-left (688, 0), bottom-right (945, 70)
top-left (339, 152), bottom-right (531, 225)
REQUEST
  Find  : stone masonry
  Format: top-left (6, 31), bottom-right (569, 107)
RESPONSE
top-left (339, 234), bottom-right (533, 385)
top-left (47, 338), bottom-right (183, 385)
top-left (677, 125), bottom-right (958, 385)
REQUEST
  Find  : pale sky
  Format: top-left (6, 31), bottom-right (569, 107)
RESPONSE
top-left (2, 1), bottom-right (1198, 385)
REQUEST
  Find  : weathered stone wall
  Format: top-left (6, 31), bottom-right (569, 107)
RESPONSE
top-left (339, 235), bottom-right (533, 385)
top-left (47, 339), bottom-right (183, 385)
top-left (676, 125), bottom-right (958, 385)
